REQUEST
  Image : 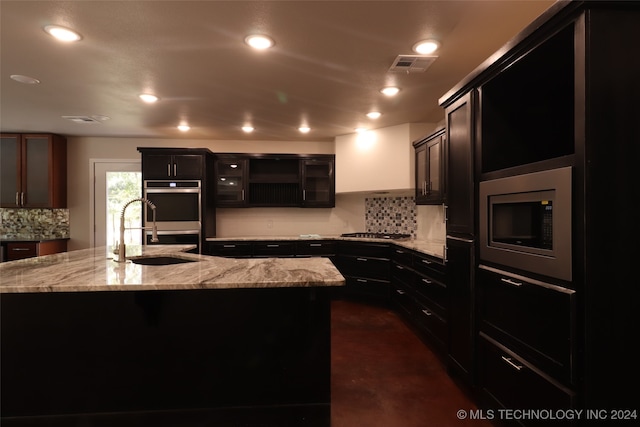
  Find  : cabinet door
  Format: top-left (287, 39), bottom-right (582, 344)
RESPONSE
top-left (445, 91), bottom-right (475, 235)
top-left (172, 154), bottom-right (203, 179)
top-left (301, 158), bottom-right (334, 207)
top-left (0, 134), bottom-right (20, 207)
top-left (22, 135), bottom-right (52, 207)
top-left (143, 153), bottom-right (174, 179)
top-left (414, 129), bottom-right (445, 205)
top-left (446, 236), bottom-right (475, 382)
top-left (216, 159), bottom-right (247, 206)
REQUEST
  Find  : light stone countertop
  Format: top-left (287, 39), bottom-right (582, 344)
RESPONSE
top-left (0, 245), bottom-right (345, 294)
top-left (207, 235), bottom-right (447, 260)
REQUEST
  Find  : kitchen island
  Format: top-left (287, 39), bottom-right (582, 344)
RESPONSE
top-left (0, 245), bottom-right (345, 427)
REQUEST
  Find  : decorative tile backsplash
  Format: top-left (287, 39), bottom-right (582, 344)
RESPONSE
top-left (0, 208), bottom-right (70, 239)
top-left (365, 196), bottom-right (417, 236)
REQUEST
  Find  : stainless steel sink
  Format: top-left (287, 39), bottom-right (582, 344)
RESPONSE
top-left (130, 256), bottom-right (197, 266)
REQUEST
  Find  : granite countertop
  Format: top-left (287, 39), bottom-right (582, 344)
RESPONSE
top-left (0, 245), bottom-right (345, 294)
top-left (207, 235), bottom-right (447, 260)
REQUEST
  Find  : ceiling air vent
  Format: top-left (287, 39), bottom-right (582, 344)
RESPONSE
top-left (62, 115), bottom-right (102, 124)
top-left (388, 55), bottom-right (438, 73)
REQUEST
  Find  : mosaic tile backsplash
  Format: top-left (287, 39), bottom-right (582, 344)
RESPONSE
top-left (0, 208), bottom-right (70, 239)
top-left (365, 196), bottom-right (417, 236)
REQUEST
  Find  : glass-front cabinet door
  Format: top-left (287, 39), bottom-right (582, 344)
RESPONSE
top-left (301, 158), bottom-right (334, 208)
top-left (216, 158), bottom-right (247, 206)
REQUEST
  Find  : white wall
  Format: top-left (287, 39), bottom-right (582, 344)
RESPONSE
top-left (335, 122), bottom-right (437, 193)
top-left (67, 136), bottom-right (336, 250)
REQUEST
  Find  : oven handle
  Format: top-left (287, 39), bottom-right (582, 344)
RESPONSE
top-left (144, 188), bottom-right (201, 194)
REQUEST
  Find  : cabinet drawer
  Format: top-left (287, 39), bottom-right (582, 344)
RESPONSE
top-left (413, 271), bottom-right (447, 317)
top-left (339, 241), bottom-right (390, 258)
top-left (414, 300), bottom-right (447, 350)
top-left (479, 334), bottom-right (576, 426)
top-left (336, 255), bottom-right (390, 280)
top-left (391, 262), bottom-right (414, 287)
top-left (207, 241), bottom-right (252, 257)
top-left (413, 253), bottom-right (445, 281)
top-left (344, 276), bottom-right (390, 299)
top-left (391, 284), bottom-right (416, 319)
top-left (6, 242), bottom-right (37, 260)
top-left (392, 246), bottom-right (413, 266)
top-left (477, 265), bottom-right (576, 383)
top-left (297, 241), bottom-right (336, 256)
top-left (252, 241), bottom-right (297, 257)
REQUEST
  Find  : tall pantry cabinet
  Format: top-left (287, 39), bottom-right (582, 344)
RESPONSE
top-left (438, 0), bottom-right (640, 421)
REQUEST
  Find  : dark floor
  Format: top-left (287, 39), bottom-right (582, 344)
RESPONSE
top-left (331, 299), bottom-right (494, 427)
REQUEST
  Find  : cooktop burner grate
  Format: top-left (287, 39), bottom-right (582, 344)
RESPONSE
top-left (340, 232), bottom-right (412, 240)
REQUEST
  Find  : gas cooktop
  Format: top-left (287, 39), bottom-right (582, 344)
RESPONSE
top-left (340, 232), bottom-right (412, 241)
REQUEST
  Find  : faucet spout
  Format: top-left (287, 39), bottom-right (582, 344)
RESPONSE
top-left (115, 197), bottom-right (159, 263)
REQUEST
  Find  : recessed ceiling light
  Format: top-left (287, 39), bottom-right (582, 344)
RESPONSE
top-left (412, 39), bottom-right (440, 55)
top-left (139, 93), bottom-right (159, 103)
top-left (245, 34), bottom-right (275, 50)
top-left (44, 25), bottom-right (82, 42)
top-left (366, 112), bottom-right (382, 119)
top-left (298, 126), bottom-right (311, 133)
top-left (177, 124), bottom-right (191, 132)
top-left (380, 87), bottom-right (400, 97)
top-left (242, 125), bottom-right (255, 133)
top-left (10, 74), bottom-right (40, 84)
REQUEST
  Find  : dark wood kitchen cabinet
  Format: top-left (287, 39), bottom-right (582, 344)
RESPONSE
top-left (214, 154), bottom-right (335, 208)
top-left (4, 240), bottom-right (68, 261)
top-left (0, 133), bottom-right (67, 208)
top-left (413, 127), bottom-right (445, 205)
top-left (333, 241), bottom-right (391, 301)
top-left (139, 148), bottom-right (204, 180)
top-left (438, 1), bottom-right (640, 419)
top-left (215, 156), bottom-right (248, 207)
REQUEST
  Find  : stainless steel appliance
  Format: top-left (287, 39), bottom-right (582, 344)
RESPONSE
top-left (479, 166), bottom-right (572, 281)
top-left (143, 180), bottom-right (201, 250)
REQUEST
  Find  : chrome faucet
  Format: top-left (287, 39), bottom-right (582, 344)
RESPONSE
top-left (114, 197), bottom-right (159, 262)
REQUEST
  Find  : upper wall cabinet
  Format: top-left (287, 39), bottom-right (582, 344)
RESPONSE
top-left (0, 133), bottom-right (67, 208)
top-left (138, 148), bottom-right (204, 180)
top-left (215, 154), bottom-right (335, 208)
top-left (413, 128), bottom-right (445, 205)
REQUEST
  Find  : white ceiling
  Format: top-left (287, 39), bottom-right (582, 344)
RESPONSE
top-left (0, 0), bottom-right (555, 142)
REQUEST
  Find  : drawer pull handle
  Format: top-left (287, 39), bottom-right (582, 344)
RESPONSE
top-left (356, 279), bottom-right (368, 283)
top-left (267, 244), bottom-right (280, 248)
top-left (356, 257), bottom-right (368, 262)
top-left (395, 249), bottom-right (405, 254)
top-left (421, 309), bottom-right (432, 316)
top-left (501, 356), bottom-right (523, 371)
top-left (421, 278), bottom-right (432, 284)
top-left (396, 265), bottom-right (404, 270)
top-left (11, 248), bottom-right (31, 251)
top-left (396, 289), bottom-right (406, 295)
top-left (421, 259), bottom-right (432, 265)
top-left (500, 278), bottom-right (523, 287)
top-left (309, 243), bottom-right (322, 247)
top-left (223, 244), bottom-right (236, 248)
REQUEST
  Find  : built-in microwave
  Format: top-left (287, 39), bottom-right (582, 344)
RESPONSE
top-left (479, 167), bottom-right (572, 281)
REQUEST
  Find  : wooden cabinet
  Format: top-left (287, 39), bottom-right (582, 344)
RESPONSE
top-left (413, 128), bottom-right (445, 205)
top-left (214, 154), bottom-right (335, 208)
top-left (443, 92), bottom-right (475, 235)
top-left (206, 241), bottom-right (253, 258)
top-left (215, 157), bottom-right (247, 207)
top-left (301, 158), bottom-right (334, 207)
top-left (139, 149), bottom-right (204, 180)
top-left (4, 240), bottom-right (68, 261)
top-left (333, 241), bottom-right (391, 301)
top-left (0, 133), bottom-right (67, 208)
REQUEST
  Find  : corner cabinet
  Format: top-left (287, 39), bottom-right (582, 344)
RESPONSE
top-left (0, 133), bottom-right (67, 208)
top-left (215, 154), bottom-right (335, 208)
top-left (413, 128), bottom-right (445, 205)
